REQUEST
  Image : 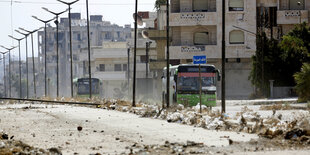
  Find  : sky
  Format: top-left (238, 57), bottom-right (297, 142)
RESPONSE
top-left (0, 0), bottom-right (157, 60)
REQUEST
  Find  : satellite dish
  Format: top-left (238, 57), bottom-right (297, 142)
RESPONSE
top-left (132, 13), bottom-right (143, 26)
top-left (141, 30), bottom-right (149, 39)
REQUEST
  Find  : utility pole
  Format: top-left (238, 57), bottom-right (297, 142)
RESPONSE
top-left (19, 28), bottom-right (40, 98)
top-left (127, 47), bottom-right (130, 95)
top-left (57, 0), bottom-right (80, 98)
top-left (8, 35), bottom-right (24, 98)
top-left (0, 46), bottom-right (17, 98)
top-left (0, 52), bottom-right (9, 97)
top-left (133, 0), bottom-right (138, 107)
top-left (32, 16), bottom-right (55, 97)
top-left (221, 0), bottom-right (226, 113)
top-left (166, 0), bottom-right (170, 108)
top-left (15, 30), bottom-right (29, 99)
top-left (86, 0), bottom-right (92, 99)
top-left (145, 41), bottom-right (152, 78)
top-left (42, 7), bottom-right (68, 98)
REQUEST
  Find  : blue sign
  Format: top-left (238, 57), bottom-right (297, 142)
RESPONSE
top-left (193, 55), bottom-right (207, 64)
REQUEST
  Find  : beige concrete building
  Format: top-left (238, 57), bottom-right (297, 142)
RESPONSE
top-left (257, 0), bottom-right (309, 38)
top-left (168, 0), bottom-right (256, 99)
top-left (143, 0), bottom-right (310, 99)
top-left (79, 40), bottom-right (157, 100)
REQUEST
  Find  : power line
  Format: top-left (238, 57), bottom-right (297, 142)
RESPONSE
top-left (0, 0), bottom-right (153, 5)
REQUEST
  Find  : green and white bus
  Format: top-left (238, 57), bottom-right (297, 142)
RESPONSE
top-left (73, 78), bottom-right (103, 98)
top-left (162, 64), bottom-right (220, 107)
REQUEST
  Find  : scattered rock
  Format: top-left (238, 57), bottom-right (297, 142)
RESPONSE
top-left (49, 147), bottom-right (62, 154)
top-left (77, 126), bottom-right (83, 131)
top-left (1, 133), bottom-right (9, 140)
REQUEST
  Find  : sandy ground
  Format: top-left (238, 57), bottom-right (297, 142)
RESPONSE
top-left (0, 103), bottom-right (259, 155)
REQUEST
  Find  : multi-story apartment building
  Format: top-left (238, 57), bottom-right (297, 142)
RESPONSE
top-left (37, 13), bottom-right (132, 97)
top-left (168, 0), bottom-right (256, 99)
top-left (145, 0), bottom-right (309, 99)
top-left (258, 0), bottom-right (309, 39)
top-left (79, 38), bottom-right (157, 100)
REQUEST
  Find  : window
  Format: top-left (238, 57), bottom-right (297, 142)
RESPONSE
top-left (123, 64), bottom-right (128, 71)
top-left (99, 64), bottom-right (105, 72)
top-left (289, 0), bottom-right (305, 10)
top-left (229, 30), bottom-right (244, 44)
top-left (229, 0), bottom-right (244, 11)
top-left (193, 0), bottom-right (208, 12)
top-left (114, 64), bottom-right (122, 71)
top-left (77, 34), bottom-right (81, 41)
top-left (140, 55), bottom-right (147, 63)
top-left (194, 32), bottom-right (209, 45)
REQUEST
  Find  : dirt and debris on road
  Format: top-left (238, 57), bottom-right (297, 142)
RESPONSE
top-left (0, 99), bottom-right (310, 154)
top-left (1, 132), bottom-right (61, 155)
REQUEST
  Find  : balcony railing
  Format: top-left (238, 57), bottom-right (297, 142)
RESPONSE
top-left (277, 10), bottom-right (308, 24)
top-left (170, 12), bottom-right (218, 26)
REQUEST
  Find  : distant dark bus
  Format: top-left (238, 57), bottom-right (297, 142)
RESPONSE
top-left (73, 78), bottom-right (102, 97)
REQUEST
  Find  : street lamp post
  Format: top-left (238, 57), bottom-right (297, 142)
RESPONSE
top-left (15, 30), bottom-right (29, 99)
top-left (42, 7), bottom-right (68, 98)
top-left (127, 46), bottom-right (130, 95)
top-left (166, 0), bottom-right (170, 108)
top-left (8, 35), bottom-right (24, 98)
top-left (0, 46), bottom-right (17, 98)
top-left (221, 0), bottom-right (226, 113)
top-left (32, 16), bottom-right (55, 97)
top-left (57, 0), bottom-right (79, 98)
top-left (132, 0), bottom-right (139, 107)
top-left (0, 52), bottom-right (9, 97)
top-left (19, 28), bottom-right (41, 98)
top-left (86, 0), bottom-right (92, 99)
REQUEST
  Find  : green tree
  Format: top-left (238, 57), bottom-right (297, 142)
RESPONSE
top-left (279, 23), bottom-right (310, 85)
top-left (249, 33), bottom-right (285, 96)
top-left (154, 0), bottom-right (166, 11)
top-left (294, 63), bottom-right (310, 102)
top-left (250, 23), bottom-right (310, 97)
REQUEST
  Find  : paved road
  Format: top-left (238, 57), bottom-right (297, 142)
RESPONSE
top-left (0, 103), bottom-right (257, 154)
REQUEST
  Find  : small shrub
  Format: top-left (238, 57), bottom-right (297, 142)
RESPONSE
top-left (294, 63), bottom-right (310, 102)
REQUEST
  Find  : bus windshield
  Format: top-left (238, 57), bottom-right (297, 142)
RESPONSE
top-left (178, 76), bottom-right (216, 91)
top-left (176, 65), bottom-right (217, 92)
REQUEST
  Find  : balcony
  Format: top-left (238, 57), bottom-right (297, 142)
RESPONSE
top-left (277, 10), bottom-right (308, 24)
top-left (170, 12), bottom-right (218, 27)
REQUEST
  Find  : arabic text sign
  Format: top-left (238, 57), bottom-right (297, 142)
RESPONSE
top-left (193, 55), bottom-right (207, 64)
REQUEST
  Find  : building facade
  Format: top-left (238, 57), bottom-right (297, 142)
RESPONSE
top-left (147, 0), bottom-right (310, 99)
top-left (167, 0), bottom-right (256, 99)
top-left (37, 13), bottom-right (132, 97)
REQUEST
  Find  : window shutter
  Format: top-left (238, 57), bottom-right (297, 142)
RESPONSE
top-left (193, 0), bottom-right (208, 11)
top-left (229, 31), bottom-right (244, 44)
top-left (194, 32), bottom-right (209, 45)
top-left (229, 0), bottom-right (244, 8)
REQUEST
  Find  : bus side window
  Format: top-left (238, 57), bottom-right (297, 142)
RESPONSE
top-left (217, 69), bottom-right (221, 81)
top-left (174, 74), bottom-right (177, 82)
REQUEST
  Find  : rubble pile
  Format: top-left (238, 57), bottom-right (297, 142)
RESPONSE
top-left (0, 132), bottom-right (62, 155)
top-left (124, 140), bottom-right (207, 155)
top-left (97, 101), bottom-right (310, 144)
top-left (3, 98), bottom-right (310, 144)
